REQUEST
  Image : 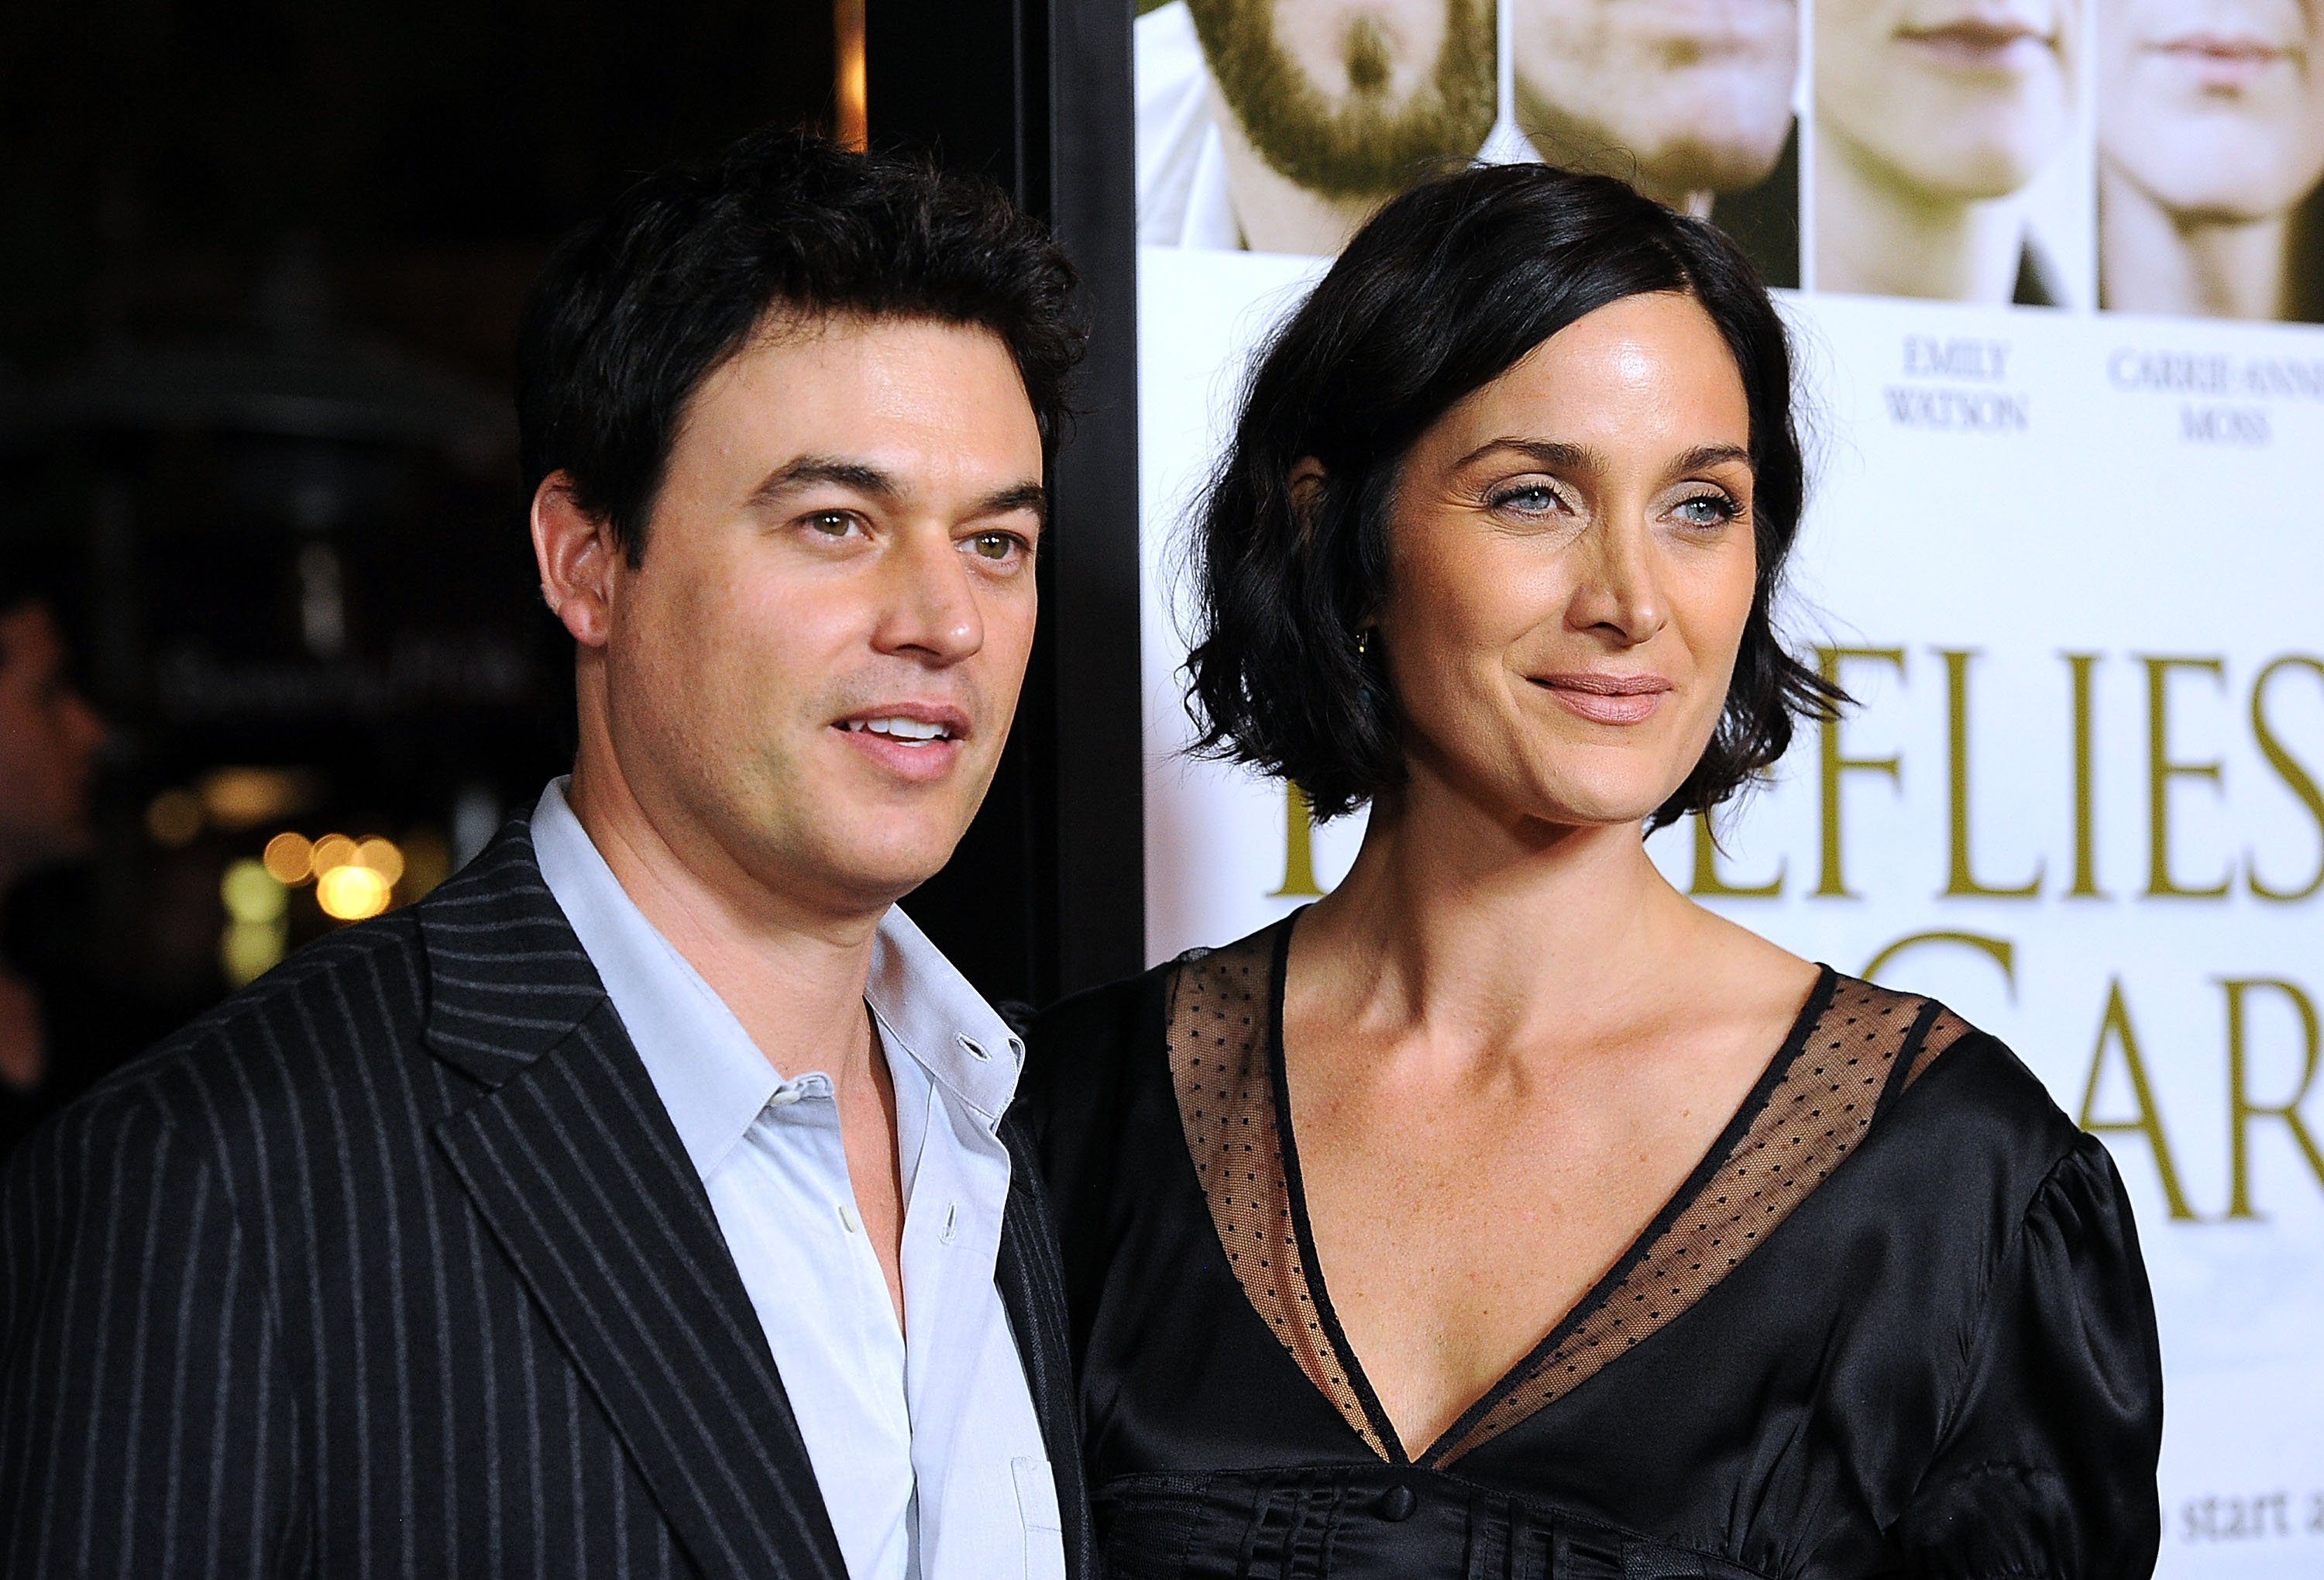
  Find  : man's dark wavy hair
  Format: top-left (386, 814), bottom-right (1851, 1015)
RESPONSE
top-left (517, 126), bottom-right (1084, 564)
top-left (1184, 162), bottom-right (1840, 826)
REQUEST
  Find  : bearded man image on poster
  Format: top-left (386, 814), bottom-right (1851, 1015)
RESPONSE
top-left (1815, 0), bottom-right (2083, 303)
top-left (1136, 0), bottom-right (1504, 255)
top-left (2097, 0), bottom-right (2324, 320)
top-left (1510, 0), bottom-right (1802, 285)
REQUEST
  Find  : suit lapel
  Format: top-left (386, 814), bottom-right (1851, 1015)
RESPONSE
top-left (419, 821), bottom-right (848, 1580)
top-left (997, 1116), bottom-right (1097, 1580)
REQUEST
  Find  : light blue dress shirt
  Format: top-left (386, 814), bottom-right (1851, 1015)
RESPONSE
top-left (531, 780), bottom-right (1064, 1580)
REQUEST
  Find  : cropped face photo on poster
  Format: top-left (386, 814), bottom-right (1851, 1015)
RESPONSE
top-left (2096, 0), bottom-right (2324, 321)
top-left (1510, 0), bottom-right (1802, 284)
top-left (1813, 0), bottom-right (2088, 304)
top-left (1134, 0), bottom-right (1497, 255)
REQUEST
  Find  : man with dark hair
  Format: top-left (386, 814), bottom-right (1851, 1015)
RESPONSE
top-left (1, 128), bottom-right (1091, 1580)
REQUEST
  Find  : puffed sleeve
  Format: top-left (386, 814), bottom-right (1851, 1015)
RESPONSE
top-left (1891, 1132), bottom-right (2164, 1579)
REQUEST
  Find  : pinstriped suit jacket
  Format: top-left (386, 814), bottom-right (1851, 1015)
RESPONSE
top-left (0, 816), bottom-right (1095, 1579)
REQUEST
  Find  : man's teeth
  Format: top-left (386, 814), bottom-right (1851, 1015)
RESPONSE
top-left (844, 717), bottom-right (950, 742)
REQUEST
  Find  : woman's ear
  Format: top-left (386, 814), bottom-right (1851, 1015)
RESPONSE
top-left (1288, 457), bottom-right (1328, 536)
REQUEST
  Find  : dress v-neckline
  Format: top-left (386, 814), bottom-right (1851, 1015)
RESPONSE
top-left (1257, 917), bottom-right (1839, 1466)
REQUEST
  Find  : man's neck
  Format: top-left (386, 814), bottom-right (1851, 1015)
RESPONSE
top-left (1816, 127), bottom-right (2028, 302)
top-left (2099, 161), bottom-right (2289, 320)
top-left (563, 762), bottom-right (883, 1089)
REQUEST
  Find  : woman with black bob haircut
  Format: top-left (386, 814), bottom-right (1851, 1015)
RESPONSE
top-left (1023, 163), bottom-right (2161, 1578)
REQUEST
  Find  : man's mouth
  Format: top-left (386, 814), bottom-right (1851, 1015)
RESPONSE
top-left (840, 716), bottom-right (957, 746)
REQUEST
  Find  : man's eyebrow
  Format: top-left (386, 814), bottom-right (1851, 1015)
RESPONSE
top-left (973, 482), bottom-right (1049, 525)
top-left (747, 454), bottom-right (899, 505)
top-left (747, 457), bottom-right (1046, 523)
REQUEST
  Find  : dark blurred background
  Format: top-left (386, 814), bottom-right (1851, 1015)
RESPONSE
top-left (0, 0), bottom-right (859, 1142)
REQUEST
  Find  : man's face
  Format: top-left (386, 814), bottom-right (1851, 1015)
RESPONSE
top-left (593, 317), bottom-right (1045, 918)
top-left (1189, 0), bottom-right (1497, 199)
top-left (1819, 0), bottom-right (2080, 200)
top-left (1514, 0), bottom-right (1800, 202)
top-left (0, 602), bottom-right (104, 877)
top-left (2099, 0), bottom-right (2324, 220)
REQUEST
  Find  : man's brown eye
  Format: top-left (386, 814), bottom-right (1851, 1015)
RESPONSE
top-left (972, 532), bottom-right (1018, 560)
top-left (808, 512), bottom-right (852, 535)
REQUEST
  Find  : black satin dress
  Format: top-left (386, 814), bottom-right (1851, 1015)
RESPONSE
top-left (1019, 921), bottom-right (2163, 1579)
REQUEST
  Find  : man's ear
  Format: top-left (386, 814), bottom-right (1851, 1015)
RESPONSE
top-left (531, 473), bottom-right (622, 649)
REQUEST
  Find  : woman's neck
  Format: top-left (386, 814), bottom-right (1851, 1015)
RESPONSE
top-left (1294, 776), bottom-right (1696, 1059)
top-left (2099, 161), bottom-right (2289, 319)
top-left (1815, 126), bottom-right (2029, 301)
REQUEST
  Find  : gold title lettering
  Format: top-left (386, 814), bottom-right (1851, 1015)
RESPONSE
top-left (2223, 978), bottom-right (2324, 1219)
top-left (1941, 649), bottom-right (2041, 897)
top-left (2144, 656), bottom-right (2231, 898)
top-left (1272, 783), bottom-right (1323, 898)
top-left (2080, 979), bottom-right (2197, 1220)
top-left (2249, 657), bottom-right (2324, 902)
top-left (1690, 812), bottom-right (1783, 897)
top-left (1817, 647), bottom-right (1907, 898)
top-left (2066, 652), bottom-right (2106, 898)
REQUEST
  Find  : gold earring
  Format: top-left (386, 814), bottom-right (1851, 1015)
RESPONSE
top-left (1356, 628), bottom-right (1371, 658)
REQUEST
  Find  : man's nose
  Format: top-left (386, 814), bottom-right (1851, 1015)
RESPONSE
top-left (871, 525), bottom-right (985, 665)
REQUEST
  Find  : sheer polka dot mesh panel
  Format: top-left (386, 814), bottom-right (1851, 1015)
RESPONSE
top-left (1428, 977), bottom-right (1958, 1466)
top-left (1164, 931), bottom-right (1391, 1461)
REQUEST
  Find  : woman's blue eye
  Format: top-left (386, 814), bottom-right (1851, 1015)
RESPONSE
top-left (1494, 486), bottom-right (1557, 512)
top-left (1675, 495), bottom-right (1737, 527)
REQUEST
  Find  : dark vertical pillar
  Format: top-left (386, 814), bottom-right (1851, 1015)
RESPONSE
top-left (867, 0), bottom-right (1143, 1006)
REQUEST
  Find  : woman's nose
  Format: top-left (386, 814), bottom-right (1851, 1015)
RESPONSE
top-left (1568, 520), bottom-right (1669, 645)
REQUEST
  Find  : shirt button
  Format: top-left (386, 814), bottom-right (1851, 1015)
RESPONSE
top-left (838, 1203), bottom-right (860, 1234)
top-left (1377, 1482), bottom-right (1416, 1521)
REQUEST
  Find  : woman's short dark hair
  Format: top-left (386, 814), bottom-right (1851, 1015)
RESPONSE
top-left (517, 126), bottom-right (1083, 565)
top-left (1185, 162), bottom-right (1838, 825)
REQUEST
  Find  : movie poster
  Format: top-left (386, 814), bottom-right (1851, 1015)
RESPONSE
top-left (1134, 0), bottom-right (2324, 1568)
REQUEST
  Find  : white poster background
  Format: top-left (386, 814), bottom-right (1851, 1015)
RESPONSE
top-left (1140, 243), bottom-right (2324, 1571)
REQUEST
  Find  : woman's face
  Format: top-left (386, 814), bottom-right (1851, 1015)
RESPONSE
top-left (1370, 291), bottom-right (1759, 832)
top-left (1818, 0), bottom-right (2080, 199)
top-left (2099, 0), bottom-right (2324, 219)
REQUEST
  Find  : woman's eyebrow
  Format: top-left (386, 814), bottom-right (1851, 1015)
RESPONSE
top-left (1456, 438), bottom-right (1602, 472)
top-left (1454, 439), bottom-right (1755, 477)
top-left (1669, 443), bottom-right (1755, 476)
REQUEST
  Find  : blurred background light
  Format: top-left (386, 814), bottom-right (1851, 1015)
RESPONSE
top-left (220, 918), bottom-right (288, 987)
top-left (199, 768), bottom-right (321, 832)
top-left (316, 863), bottom-right (390, 922)
top-left (144, 789), bottom-right (204, 849)
top-left (262, 831), bottom-right (315, 886)
top-left (220, 859), bottom-right (287, 926)
top-left (354, 835), bottom-right (404, 886)
top-left (309, 833), bottom-right (359, 878)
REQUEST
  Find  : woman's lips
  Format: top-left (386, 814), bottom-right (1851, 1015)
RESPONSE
top-left (1896, 19), bottom-right (2054, 69)
top-left (2150, 33), bottom-right (2295, 90)
top-left (1533, 673), bottom-right (1673, 725)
